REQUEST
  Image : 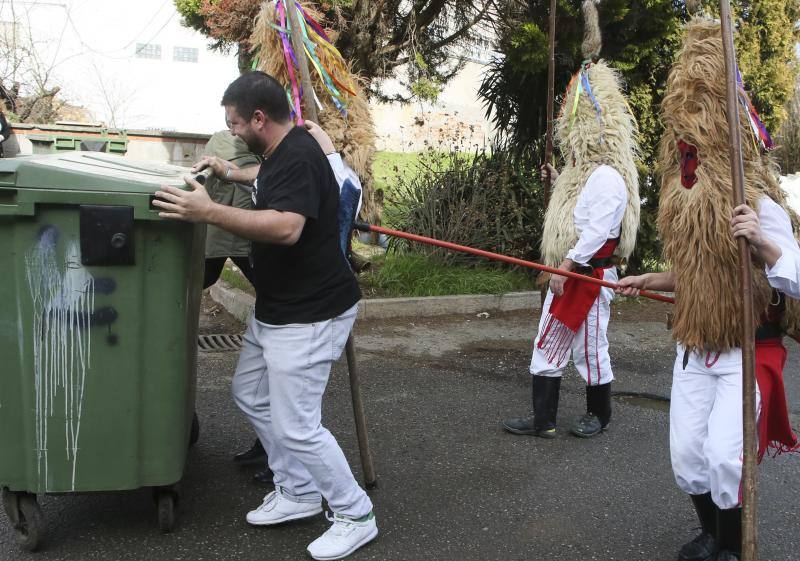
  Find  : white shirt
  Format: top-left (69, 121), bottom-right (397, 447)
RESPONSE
top-left (760, 196), bottom-right (800, 299)
top-left (327, 153), bottom-right (363, 217)
top-left (566, 165), bottom-right (628, 265)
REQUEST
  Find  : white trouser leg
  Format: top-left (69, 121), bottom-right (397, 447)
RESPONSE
top-left (529, 289), bottom-right (566, 377)
top-left (530, 268), bottom-right (616, 386)
top-left (232, 315), bottom-right (318, 498)
top-left (232, 305), bottom-right (373, 518)
top-left (670, 356), bottom-right (716, 497)
top-left (670, 347), bottom-right (761, 509)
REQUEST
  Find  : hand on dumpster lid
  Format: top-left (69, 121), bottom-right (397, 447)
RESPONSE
top-left (192, 155), bottom-right (236, 178)
top-left (153, 176), bottom-right (215, 222)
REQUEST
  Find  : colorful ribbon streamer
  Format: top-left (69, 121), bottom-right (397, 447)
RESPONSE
top-left (736, 67), bottom-right (774, 151)
top-left (271, 0), bottom-right (359, 119)
top-left (565, 62), bottom-right (603, 138)
top-left (276, 0), bottom-right (304, 121)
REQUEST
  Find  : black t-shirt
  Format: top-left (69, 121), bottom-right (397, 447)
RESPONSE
top-left (250, 126), bottom-right (361, 325)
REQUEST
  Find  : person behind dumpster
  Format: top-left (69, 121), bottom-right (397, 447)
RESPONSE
top-left (199, 128), bottom-right (272, 483)
top-left (153, 70), bottom-right (376, 561)
top-left (202, 129), bottom-right (261, 290)
top-left (501, 0), bottom-right (640, 439)
top-left (617, 14), bottom-right (800, 561)
top-left (0, 106), bottom-right (11, 158)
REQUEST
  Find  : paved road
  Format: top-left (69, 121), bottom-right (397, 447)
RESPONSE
top-left (2, 299), bottom-right (799, 560)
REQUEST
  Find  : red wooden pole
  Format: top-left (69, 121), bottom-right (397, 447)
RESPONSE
top-left (357, 223), bottom-right (675, 304)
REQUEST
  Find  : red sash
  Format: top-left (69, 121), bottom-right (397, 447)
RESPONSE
top-left (536, 239), bottom-right (619, 367)
top-left (755, 338), bottom-right (799, 462)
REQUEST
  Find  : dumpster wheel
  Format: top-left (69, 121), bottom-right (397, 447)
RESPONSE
top-left (2, 490), bottom-right (44, 552)
top-left (155, 488), bottom-right (178, 533)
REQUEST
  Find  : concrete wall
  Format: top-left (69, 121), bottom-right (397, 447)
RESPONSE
top-left (6, 123), bottom-right (210, 166)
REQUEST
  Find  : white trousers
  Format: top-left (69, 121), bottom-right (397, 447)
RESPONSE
top-left (529, 268), bottom-right (617, 386)
top-left (670, 346), bottom-right (761, 509)
top-left (232, 304), bottom-right (373, 519)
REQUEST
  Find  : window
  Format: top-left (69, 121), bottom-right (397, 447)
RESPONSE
top-left (173, 47), bottom-right (198, 63)
top-left (135, 43), bottom-right (161, 59)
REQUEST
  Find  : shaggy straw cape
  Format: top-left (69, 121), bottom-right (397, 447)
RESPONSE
top-left (658, 17), bottom-right (800, 351)
top-left (540, 0), bottom-right (641, 268)
top-left (249, 0), bottom-right (379, 222)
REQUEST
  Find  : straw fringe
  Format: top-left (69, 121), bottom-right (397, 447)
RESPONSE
top-left (541, 60), bottom-right (640, 268)
top-left (658, 17), bottom-right (800, 351)
top-left (581, 0), bottom-right (602, 61)
top-left (249, 1), bottom-right (379, 222)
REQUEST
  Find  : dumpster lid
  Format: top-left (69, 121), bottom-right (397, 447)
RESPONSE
top-left (0, 152), bottom-right (196, 193)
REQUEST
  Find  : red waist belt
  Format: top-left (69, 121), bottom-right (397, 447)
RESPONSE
top-left (536, 238), bottom-right (619, 368)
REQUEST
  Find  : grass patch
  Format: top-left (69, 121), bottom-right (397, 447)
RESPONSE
top-left (221, 263), bottom-right (255, 296)
top-left (361, 251), bottom-right (535, 298)
top-left (373, 152), bottom-right (422, 192)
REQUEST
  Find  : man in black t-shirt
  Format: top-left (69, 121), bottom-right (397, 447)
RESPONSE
top-left (154, 72), bottom-right (376, 561)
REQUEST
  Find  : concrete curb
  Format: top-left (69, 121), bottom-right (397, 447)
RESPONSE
top-left (209, 281), bottom-right (542, 323)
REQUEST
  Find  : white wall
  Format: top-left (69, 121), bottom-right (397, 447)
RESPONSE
top-left (371, 61), bottom-right (496, 152)
top-left (2, 0), bottom-right (240, 133)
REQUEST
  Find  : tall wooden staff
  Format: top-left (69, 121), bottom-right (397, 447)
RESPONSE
top-left (544, 0), bottom-right (557, 208)
top-left (718, 1), bottom-right (757, 558)
top-left (285, 0), bottom-right (378, 489)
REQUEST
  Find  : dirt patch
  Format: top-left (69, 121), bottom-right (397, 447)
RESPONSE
top-left (199, 291), bottom-right (246, 335)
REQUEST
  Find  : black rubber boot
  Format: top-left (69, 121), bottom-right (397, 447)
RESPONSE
top-left (501, 376), bottom-right (561, 438)
top-left (715, 507), bottom-right (742, 561)
top-left (253, 467), bottom-right (273, 484)
top-left (233, 438), bottom-right (266, 465)
top-left (570, 382), bottom-right (612, 438)
top-left (677, 493), bottom-right (718, 561)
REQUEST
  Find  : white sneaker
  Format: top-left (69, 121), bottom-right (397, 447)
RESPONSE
top-left (245, 487), bottom-right (322, 526)
top-left (307, 512), bottom-right (378, 560)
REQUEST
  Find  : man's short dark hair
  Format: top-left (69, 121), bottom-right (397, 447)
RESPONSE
top-left (221, 71), bottom-right (291, 124)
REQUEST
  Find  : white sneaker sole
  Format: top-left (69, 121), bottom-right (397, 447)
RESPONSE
top-left (307, 526), bottom-right (379, 561)
top-left (247, 506), bottom-right (323, 526)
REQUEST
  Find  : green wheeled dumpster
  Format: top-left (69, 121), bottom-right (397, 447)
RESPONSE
top-left (0, 152), bottom-right (206, 550)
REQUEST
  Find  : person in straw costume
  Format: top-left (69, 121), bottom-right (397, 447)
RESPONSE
top-left (502, 0), bottom-right (640, 440)
top-left (618, 5), bottom-right (800, 560)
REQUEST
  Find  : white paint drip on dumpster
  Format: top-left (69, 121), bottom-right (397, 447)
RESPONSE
top-left (25, 229), bottom-right (94, 491)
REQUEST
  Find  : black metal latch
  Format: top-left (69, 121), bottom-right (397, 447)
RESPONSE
top-left (80, 205), bottom-right (135, 266)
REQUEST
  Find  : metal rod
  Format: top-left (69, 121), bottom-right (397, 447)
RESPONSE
top-left (718, 2), bottom-right (757, 559)
top-left (355, 222), bottom-right (675, 304)
top-left (544, 0), bottom-right (557, 208)
top-left (345, 336), bottom-right (378, 489)
top-left (285, 0), bottom-right (319, 123)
